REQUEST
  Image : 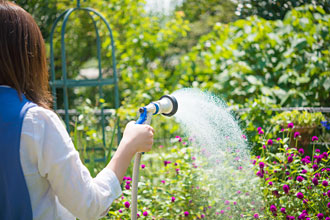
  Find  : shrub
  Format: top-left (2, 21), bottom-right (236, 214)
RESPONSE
top-left (176, 5), bottom-right (330, 107)
top-left (271, 111), bottom-right (325, 128)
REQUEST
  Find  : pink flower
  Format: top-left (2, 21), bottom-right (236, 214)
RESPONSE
top-left (242, 135), bottom-right (247, 139)
top-left (124, 201), bottom-right (130, 208)
top-left (171, 196), bottom-right (175, 202)
top-left (283, 185), bottom-right (290, 194)
top-left (143, 211), bottom-right (148, 216)
top-left (141, 164), bottom-right (146, 169)
top-left (258, 130), bottom-right (264, 135)
top-left (297, 192), bottom-right (304, 199)
top-left (159, 145), bottom-right (164, 148)
top-left (267, 139), bottom-right (273, 145)
top-left (161, 180), bottom-right (165, 184)
top-left (125, 185), bottom-right (130, 190)
top-left (184, 211), bottom-right (189, 217)
top-left (312, 136), bottom-right (319, 142)
top-left (288, 123), bottom-right (294, 128)
top-left (294, 132), bottom-right (300, 138)
top-left (175, 136), bottom-right (182, 142)
top-left (297, 176), bottom-right (304, 182)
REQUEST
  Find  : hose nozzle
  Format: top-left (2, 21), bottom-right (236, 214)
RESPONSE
top-left (144, 95), bottom-right (178, 117)
top-left (136, 95), bottom-right (178, 125)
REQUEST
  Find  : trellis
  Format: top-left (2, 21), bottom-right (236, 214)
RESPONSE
top-left (49, 0), bottom-right (120, 162)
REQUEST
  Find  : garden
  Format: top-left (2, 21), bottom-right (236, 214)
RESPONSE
top-left (17, 0), bottom-right (330, 219)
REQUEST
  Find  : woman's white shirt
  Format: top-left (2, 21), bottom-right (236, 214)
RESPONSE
top-left (20, 106), bottom-right (122, 220)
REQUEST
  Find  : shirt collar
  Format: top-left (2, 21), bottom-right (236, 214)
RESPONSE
top-left (0, 85), bottom-right (11, 88)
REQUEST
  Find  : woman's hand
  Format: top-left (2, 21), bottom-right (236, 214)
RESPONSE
top-left (120, 121), bottom-right (154, 154)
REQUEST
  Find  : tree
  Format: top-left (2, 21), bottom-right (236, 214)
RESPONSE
top-left (235, 0), bottom-right (330, 20)
top-left (13, 0), bottom-right (59, 39)
top-left (174, 0), bottom-right (237, 53)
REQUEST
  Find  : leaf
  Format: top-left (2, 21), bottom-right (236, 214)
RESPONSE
top-left (297, 76), bottom-right (310, 84)
top-left (324, 78), bottom-right (330, 90)
top-left (246, 75), bottom-right (259, 85)
top-left (261, 87), bottom-right (272, 96)
top-left (278, 74), bottom-right (289, 84)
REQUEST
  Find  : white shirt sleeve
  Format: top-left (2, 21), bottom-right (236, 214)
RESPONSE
top-left (23, 107), bottom-right (122, 220)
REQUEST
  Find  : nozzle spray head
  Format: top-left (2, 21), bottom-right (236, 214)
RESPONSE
top-left (139, 95), bottom-right (178, 117)
top-left (157, 95), bottom-right (178, 116)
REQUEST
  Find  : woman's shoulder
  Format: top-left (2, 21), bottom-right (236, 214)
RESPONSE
top-left (24, 106), bottom-right (66, 131)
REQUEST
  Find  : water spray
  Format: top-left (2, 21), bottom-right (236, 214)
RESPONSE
top-left (131, 95), bottom-right (178, 220)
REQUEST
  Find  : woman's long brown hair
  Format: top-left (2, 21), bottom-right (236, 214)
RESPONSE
top-left (0, 0), bottom-right (52, 109)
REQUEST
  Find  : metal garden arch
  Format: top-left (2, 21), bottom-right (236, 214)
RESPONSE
top-left (49, 0), bottom-right (120, 161)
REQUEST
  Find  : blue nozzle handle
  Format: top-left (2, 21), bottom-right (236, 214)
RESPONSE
top-left (135, 107), bottom-right (148, 155)
top-left (136, 107), bottom-right (147, 124)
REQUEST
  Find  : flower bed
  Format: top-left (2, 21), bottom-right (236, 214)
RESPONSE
top-left (252, 123), bottom-right (330, 219)
top-left (104, 123), bottom-right (329, 219)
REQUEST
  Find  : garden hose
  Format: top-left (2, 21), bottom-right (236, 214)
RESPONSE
top-left (131, 95), bottom-right (178, 220)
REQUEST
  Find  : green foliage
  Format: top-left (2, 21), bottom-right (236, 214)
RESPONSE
top-left (71, 98), bottom-right (118, 174)
top-left (236, 0), bottom-right (330, 20)
top-left (173, 0), bottom-right (237, 52)
top-left (252, 129), bottom-right (330, 219)
top-left (176, 5), bottom-right (330, 107)
top-left (13, 0), bottom-right (58, 39)
top-left (271, 110), bottom-right (325, 128)
top-left (233, 98), bottom-right (279, 154)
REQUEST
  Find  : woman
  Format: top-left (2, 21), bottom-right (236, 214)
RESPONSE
top-left (0, 1), bottom-right (154, 219)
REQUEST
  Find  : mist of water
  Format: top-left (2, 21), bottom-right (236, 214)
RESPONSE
top-left (172, 88), bottom-right (262, 218)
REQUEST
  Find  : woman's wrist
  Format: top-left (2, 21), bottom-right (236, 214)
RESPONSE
top-left (107, 139), bottom-right (136, 183)
top-left (117, 138), bottom-right (136, 158)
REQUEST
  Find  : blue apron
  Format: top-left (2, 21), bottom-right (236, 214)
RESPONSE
top-left (0, 87), bottom-right (35, 220)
